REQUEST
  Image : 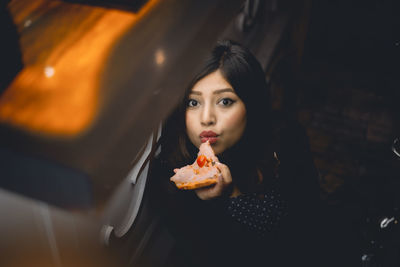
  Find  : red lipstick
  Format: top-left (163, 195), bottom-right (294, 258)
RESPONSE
top-left (200, 131), bottom-right (218, 144)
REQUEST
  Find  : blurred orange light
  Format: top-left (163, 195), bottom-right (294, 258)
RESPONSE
top-left (0, 0), bottom-right (159, 137)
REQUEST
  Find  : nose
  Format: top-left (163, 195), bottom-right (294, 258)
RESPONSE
top-left (200, 104), bottom-right (216, 126)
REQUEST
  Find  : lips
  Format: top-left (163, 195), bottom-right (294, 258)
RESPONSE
top-left (200, 131), bottom-right (218, 144)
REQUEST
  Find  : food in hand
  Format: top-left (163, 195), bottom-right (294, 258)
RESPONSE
top-left (170, 141), bottom-right (221, 190)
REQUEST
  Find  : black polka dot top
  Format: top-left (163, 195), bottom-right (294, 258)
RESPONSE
top-left (227, 189), bottom-right (287, 236)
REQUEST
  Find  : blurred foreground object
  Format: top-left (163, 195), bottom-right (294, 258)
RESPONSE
top-left (1, 0), bottom-right (159, 136)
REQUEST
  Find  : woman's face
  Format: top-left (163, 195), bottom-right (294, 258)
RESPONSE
top-left (185, 69), bottom-right (247, 155)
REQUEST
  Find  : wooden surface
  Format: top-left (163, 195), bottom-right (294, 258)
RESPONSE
top-left (1, 0), bottom-right (159, 137)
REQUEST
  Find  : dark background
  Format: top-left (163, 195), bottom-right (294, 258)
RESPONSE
top-left (269, 0), bottom-right (400, 265)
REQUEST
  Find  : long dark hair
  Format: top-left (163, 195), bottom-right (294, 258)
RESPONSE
top-left (159, 40), bottom-right (275, 193)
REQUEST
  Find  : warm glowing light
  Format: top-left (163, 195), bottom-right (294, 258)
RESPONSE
top-left (1, 0), bottom-right (160, 137)
top-left (44, 66), bottom-right (55, 78)
top-left (24, 19), bottom-right (31, 28)
top-left (155, 49), bottom-right (165, 66)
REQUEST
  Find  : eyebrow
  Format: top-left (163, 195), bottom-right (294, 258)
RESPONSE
top-left (190, 88), bottom-right (235, 95)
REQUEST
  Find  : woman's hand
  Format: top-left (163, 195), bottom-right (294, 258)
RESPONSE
top-left (194, 162), bottom-right (238, 200)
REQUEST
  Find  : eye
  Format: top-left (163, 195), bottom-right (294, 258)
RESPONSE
top-left (187, 99), bottom-right (199, 107)
top-left (218, 98), bottom-right (235, 107)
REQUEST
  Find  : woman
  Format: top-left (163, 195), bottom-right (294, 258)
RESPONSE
top-left (149, 40), bottom-right (323, 267)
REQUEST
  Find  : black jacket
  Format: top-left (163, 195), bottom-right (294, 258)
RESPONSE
top-left (148, 116), bottom-right (326, 267)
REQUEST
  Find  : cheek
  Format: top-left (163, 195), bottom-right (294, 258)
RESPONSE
top-left (185, 112), bottom-right (194, 135)
top-left (185, 112), bottom-right (199, 145)
top-left (223, 109), bottom-right (247, 132)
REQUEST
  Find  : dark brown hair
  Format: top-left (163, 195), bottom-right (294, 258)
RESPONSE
top-left (159, 40), bottom-right (275, 193)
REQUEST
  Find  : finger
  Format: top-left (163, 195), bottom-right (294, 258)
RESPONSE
top-left (215, 162), bottom-right (223, 172)
top-left (196, 177), bottom-right (222, 194)
top-left (173, 168), bottom-right (179, 173)
top-left (215, 163), bottom-right (232, 185)
top-left (209, 177), bottom-right (225, 196)
top-left (212, 155), bottom-right (219, 163)
top-left (194, 187), bottom-right (212, 200)
top-left (195, 177), bottom-right (224, 200)
top-left (213, 176), bottom-right (225, 191)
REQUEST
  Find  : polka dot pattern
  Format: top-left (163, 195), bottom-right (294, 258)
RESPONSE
top-left (227, 190), bottom-right (287, 236)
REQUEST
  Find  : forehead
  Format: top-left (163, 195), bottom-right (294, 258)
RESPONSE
top-left (191, 70), bottom-right (233, 94)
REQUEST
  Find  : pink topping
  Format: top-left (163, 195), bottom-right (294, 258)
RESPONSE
top-left (170, 141), bottom-right (221, 184)
top-left (197, 140), bottom-right (219, 163)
